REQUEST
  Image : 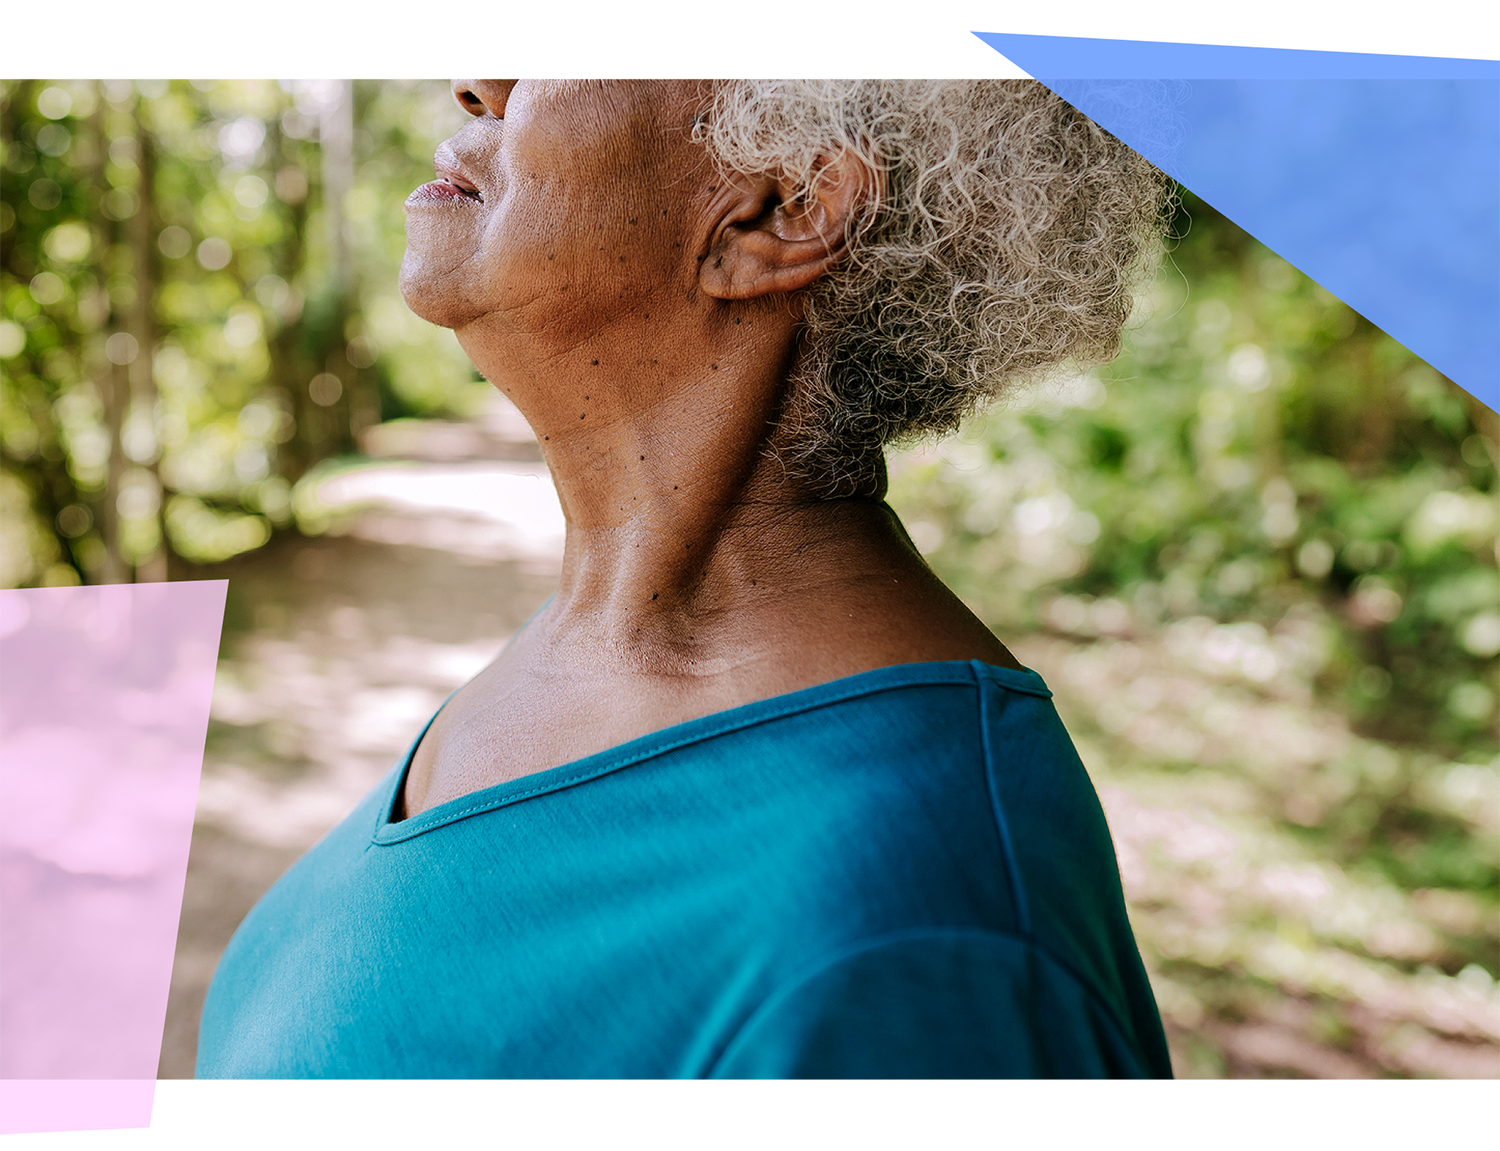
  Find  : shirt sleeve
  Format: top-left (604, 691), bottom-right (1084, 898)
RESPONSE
top-left (707, 929), bottom-right (1161, 1079)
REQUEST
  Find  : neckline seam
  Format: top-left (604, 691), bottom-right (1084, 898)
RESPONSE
top-left (372, 659), bottom-right (1049, 845)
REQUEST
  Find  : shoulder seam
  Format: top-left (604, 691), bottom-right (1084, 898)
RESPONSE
top-left (976, 667), bottom-right (1033, 937)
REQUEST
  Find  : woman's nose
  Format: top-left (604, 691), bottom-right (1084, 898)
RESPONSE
top-left (452, 80), bottom-right (517, 119)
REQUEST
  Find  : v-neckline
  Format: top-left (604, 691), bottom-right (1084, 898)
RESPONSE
top-left (371, 658), bottom-right (1052, 845)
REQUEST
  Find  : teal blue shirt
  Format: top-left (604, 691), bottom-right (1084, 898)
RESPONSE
top-left (196, 660), bottom-right (1171, 1078)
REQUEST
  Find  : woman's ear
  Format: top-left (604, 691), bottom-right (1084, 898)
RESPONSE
top-left (699, 150), bottom-right (881, 300)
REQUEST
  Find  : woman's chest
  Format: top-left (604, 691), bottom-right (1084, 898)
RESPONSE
top-left (399, 661), bottom-right (765, 817)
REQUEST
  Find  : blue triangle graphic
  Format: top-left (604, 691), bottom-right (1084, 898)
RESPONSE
top-left (966, 36), bottom-right (1494, 411)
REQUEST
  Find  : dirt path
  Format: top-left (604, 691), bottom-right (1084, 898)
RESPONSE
top-left (158, 406), bottom-right (563, 1077)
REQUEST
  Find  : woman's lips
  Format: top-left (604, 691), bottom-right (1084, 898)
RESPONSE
top-left (435, 163), bottom-right (482, 198)
top-left (410, 144), bottom-right (485, 206)
top-left (407, 179), bottom-right (482, 205)
top-left (408, 149), bottom-right (484, 207)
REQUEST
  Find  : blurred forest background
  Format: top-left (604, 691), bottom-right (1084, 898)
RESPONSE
top-left (2, 79), bottom-right (1497, 1079)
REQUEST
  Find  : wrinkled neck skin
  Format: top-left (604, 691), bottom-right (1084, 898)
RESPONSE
top-left (453, 279), bottom-right (994, 685)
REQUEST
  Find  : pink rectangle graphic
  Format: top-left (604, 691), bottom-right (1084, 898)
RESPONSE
top-left (0, 581), bottom-right (226, 1134)
top-left (0, 1080), bottom-right (156, 1134)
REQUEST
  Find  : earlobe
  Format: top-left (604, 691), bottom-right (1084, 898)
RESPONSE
top-left (699, 150), bottom-right (880, 302)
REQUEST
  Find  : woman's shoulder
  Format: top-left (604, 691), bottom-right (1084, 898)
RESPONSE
top-left (659, 660), bottom-right (1103, 922)
top-left (653, 657), bottom-right (1083, 827)
top-left (714, 660), bottom-right (1166, 1069)
top-left (654, 660), bottom-right (1167, 1075)
top-left (708, 657), bottom-right (1076, 807)
top-left (708, 925), bottom-right (1171, 1078)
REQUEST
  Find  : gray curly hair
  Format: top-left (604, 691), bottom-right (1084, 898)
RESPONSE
top-left (696, 80), bottom-right (1170, 497)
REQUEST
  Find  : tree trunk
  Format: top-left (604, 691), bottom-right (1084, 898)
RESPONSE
top-left (92, 82), bottom-right (128, 585)
top-left (130, 85), bottom-right (167, 582)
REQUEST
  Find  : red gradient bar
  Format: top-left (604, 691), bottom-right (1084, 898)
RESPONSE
top-left (295, 1080), bottom-right (1500, 1151)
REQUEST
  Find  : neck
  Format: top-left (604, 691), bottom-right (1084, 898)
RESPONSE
top-left (455, 297), bottom-right (920, 675)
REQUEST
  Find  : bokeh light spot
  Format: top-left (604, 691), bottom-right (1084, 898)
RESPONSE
top-left (104, 333), bottom-right (139, 366)
top-left (35, 123), bottom-right (72, 158)
top-left (237, 402), bottom-right (276, 439)
top-left (36, 86), bottom-right (72, 119)
top-left (107, 136), bottom-right (139, 168)
top-left (1296, 538), bottom-right (1335, 579)
top-left (1459, 611), bottom-right (1500, 659)
top-left (233, 175), bottom-right (269, 209)
top-left (28, 178), bottom-right (62, 211)
top-left (346, 336), bottom-right (377, 369)
top-left (43, 222), bottom-right (92, 264)
top-left (29, 272), bottom-right (65, 306)
top-left (223, 312), bottom-right (260, 349)
top-left (309, 373), bottom-right (342, 407)
top-left (102, 187), bottom-right (139, 221)
top-left (218, 116), bottom-right (266, 168)
top-left (157, 226), bottom-right (192, 260)
top-left (196, 237), bottom-right (232, 271)
top-left (0, 321), bottom-right (25, 359)
top-left (54, 504), bottom-right (92, 538)
top-left (1447, 680), bottom-right (1496, 723)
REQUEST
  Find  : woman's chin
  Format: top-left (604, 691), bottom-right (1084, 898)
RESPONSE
top-left (398, 253), bottom-right (475, 330)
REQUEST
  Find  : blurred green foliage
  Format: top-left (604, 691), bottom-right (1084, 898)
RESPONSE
top-left (888, 188), bottom-right (1498, 1075)
top-left (892, 189), bottom-right (1497, 758)
top-left (2, 80), bottom-right (485, 584)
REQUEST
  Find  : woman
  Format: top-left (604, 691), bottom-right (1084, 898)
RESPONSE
top-left (196, 79), bottom-right (1173, 1078)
